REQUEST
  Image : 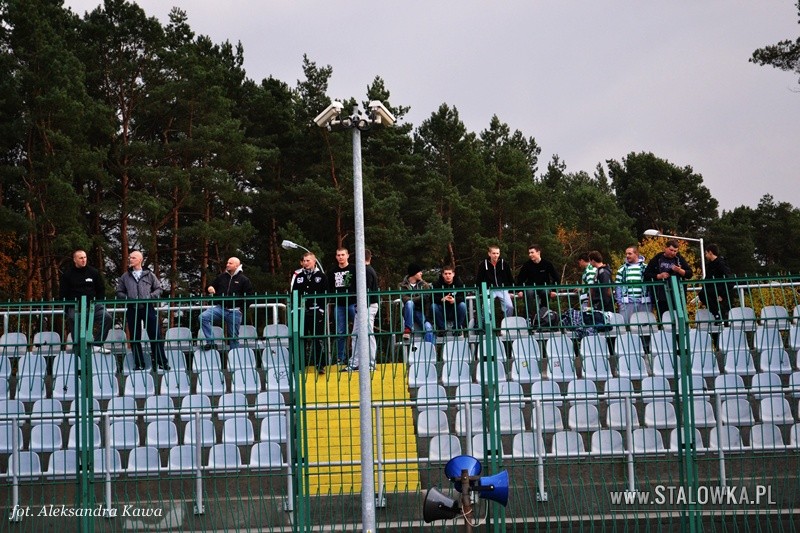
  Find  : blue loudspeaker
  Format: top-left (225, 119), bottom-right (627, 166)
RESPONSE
top-left (422, 488), bottom-right (460, 523)
top-left (444, 455), bottom-right (481, 482)
top-left (476, 470), bottom-right (509, 506)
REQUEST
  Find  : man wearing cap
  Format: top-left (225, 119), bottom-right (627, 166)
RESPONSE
top-left (399, 263), bottom-right (434, 343)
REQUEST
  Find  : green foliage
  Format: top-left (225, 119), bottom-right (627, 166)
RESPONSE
top-left (750, 1), bottom-right (800, 85)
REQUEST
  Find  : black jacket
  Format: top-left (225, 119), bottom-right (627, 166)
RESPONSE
top-left (644, 252), bottom-right (693, 301)
top-left (476, 258), bottom-right (514, 288)
top-left (290, 267), bottom-right (327, 311)
top-left (516, 259), bottom-right (560, 287)
top-left (209, 268), bottom-right (253, 310)
top-left (432, 275), bottom-right (466, 307)
top-left (60, 265), bottom-right (106, 302)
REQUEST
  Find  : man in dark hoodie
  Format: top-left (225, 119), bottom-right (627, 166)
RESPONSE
top-left (200, 257), bottom-right (253, 350)
top-left (432, 265), bottom-right (467, 334)
top-left (60, 249), bottom-right (113, 352)
top-left (515, 244), bottom-right (560, 318)
top-left (116, 249), bottom-right (169, 371)
top-left (699, 243), bottom-right (734, 320)
top-left (475, 245), bottom-right (515, 317)
top-left (290, 251), bottom-right (328, 373)
top-left (644, 240), bottom-right (693, 317)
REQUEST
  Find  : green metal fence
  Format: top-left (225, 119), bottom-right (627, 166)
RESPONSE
top-left (1, 275), bottom-right (800, 531)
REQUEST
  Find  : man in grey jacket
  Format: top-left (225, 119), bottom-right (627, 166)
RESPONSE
top-left (116, 250), bottom-right (169, 371)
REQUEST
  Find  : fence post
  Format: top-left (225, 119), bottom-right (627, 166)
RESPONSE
top-left (77, 295), bottom-right (95, 533)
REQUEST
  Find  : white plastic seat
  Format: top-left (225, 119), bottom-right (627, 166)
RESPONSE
top-left (531, 380), bottom-right (563, 407)
top-left (632, 428), bottom-right (664, 453)
top-left (29, 423), bottom-right (63, 452)
top-left (67, 423), bottom-right (102, 449)
top-left (546, 334), bottom-right (574, 359)
top-left (0, 358), bottom-right (10, 381)
top-left (442, 339), bottom-right (472, 363)
top-left (31, 399), bottom-right (64, 423)
top-left (720, 399), bottom-right (755, 426)
top-left (789, 372), bottom-right (800, 399)
top-left (93, 448), bottom-right (123, 476)
top-left (222, 416), bottom-right (256, 445)
top-left (689, 330), bottom-right (713, 355)
top-left (551, 430), bottom-right (586, 457)
top-left (602, 312), bottom-right (627, 338)
top-left (180, 393), bottom-right (212, 422)
top-left (480, 338), bottom-right (507, 362)
top-left (120, 351), bottom-right (153, 376)
top-left (106, 396), bottom-right (137, 422)
top-left (694, 309), bottom-right (722, 334)
top-left (127, 446), bottom-right (161, 476)
top-left (606, 401), bottom-right (639, 430)
top-left (145, 420), bottom-right (178, 448)
top-left (582, 355), bottom-right (612, 382)
top-left (669, 428), bottom-right (705, 453)
top-left (238, 325), bottom-right (261, 350)
top-left (0, 422), bottom-right (23, 453)
top-left (1, 399), bottom-right (25, 425)
top-left (761, 305), bottom-right (790, 330)
top-left (565, 379), bottom-right (599, 405)
top-left (500, 316), bottom-right (529, 341)
top-left (197, 326), bottom-right (226, 351)
top-left (677, 375), bottom-right (707, 396)
top-left (103, 329), bottom-right (129, 356)
top-left (263, 346), bottom-right (290, 371)
top-left (263, 323), bottom-right (290, 348)
top-left (31, 331), bottom-right (61, 356)
top-left (259, 413), bottom-right (288, 443)
top-left (264, 367), bottom-right (291, 393)
top-left (723, 351), bottom-right (756, 376)
top-left (498, 405), bottom-right (525, 434)
top-left (254, 391), bottom-right (285, 418)
top-left (218, 392), bottom-right (248, 421)
top-left (510, 358), bottom-right (542, 383)
top-left (692, 400), bottom-right (717, 428)
top-left (605, 377), bottom-right (634, 401)
top-left (15, 375), bottom-right (46, 402)
top-left (644, 400), bottom-right (678, 429)
top-left (250, 441), bottom-right (285, 470)
top-left (591, 429), bottom-right (625, 456)
top-left (616, 355), bottom-right (647, 380)
top-left (580, 335), bottom-right (610, 358)
top-left (728, 307), bottom-right (757, 332)
top-left (790, 324), bottom-right (800, 351)
top-left (614, 333), bottom-right (645, 357)
top-left (108, 421), bottom-right (140, 450)
top-left (231, 368), bottom-right (262, 395)
top-left (408, 362), bottom-right (437, 388)
top-left (754, 327), bottom-right (784, 352)
top-left (714, 374), bottom-right (747, 401)
top-left (92, 352), bottom-right (119, 375)
top-left (758, 349), bottom-right (792, 375)
top-left (512, 337), bottom-right (542, 361)
top-left (183, 419), bottom-right (217, 447)
top-left (192, 348), bottom-right (222, 373)
top-left (649, 331), bottom-right (675, 357)
top-left (416, 384), bottom-right (448, 411)
top-left (548, 356), bottom-right (576, 382)
top-left (650, 353), bottom-right (677, 378)
top-left (790, 423), bottom-right (800, 448)
top-left (0, 332), bottom-right (27, 357)
top-left (453, 383), bottom-right (482, 408)
top-left (208, 443), bottom-right (242, 471)
top-left (567, 404), bottom-right (601, 431)
top-left (196, 370), bottom-right (226, 396)
top-left (428, 434), bottom-right (462, 462)
top-left (750, 372), bottom-right (783, 399)
top-left (471, 434), bottom-right (504, 459)
top-left (52, 353), bottom-right (78, 379)
top-left (759, 395), bottom-right (793, 425)
top-left (165, 327), bottom-right (194, 353)
top-left (160, 370), bottom-right (191, 397)
top-left (718, 328), bottom-right (750, 355)
top-left (710, 425), bottom-right (748, 452)
top-left (168, 444), bottom-right (199, 472)
top-left (530, 403), bottom-right (564, 433)
top-left (629, 312), bottom-right (659, 336)
top-left (10, 451), bottom-right (42, 480)
top-left (46, 449), bottom-right (77, 479)
top-left (750, 423), bottom-right (785, 449)
top-left (227, 347), bottom-right (258, 372)
top-left (477, 359), bottom-right (506, 382)
top-left (689, 351), bottom-right (720, 377)
top-left (142, 395), bottom-right (173, 423)
top-left (407, 342), bottom-right (436, 364)
top-left (498, 381), bottom-right (527, 407)
top-left (91, 374), bottom-right (119, 400)
top-left (441, 361), bottom-right (471, 387)
top-left (124, 371), bottom-right (156, 399)
top-left (417, 409), bottom-right (449, 437)
top-left (511, 431), bottom-right (546, 459)
top-left (641, 377), bottom-right (673, 402)
top-left (165, 350), bottom-right (187, 372)
top-left (18, 353), bottom-right (46, 378)
top-left (67, 399), bottom-right (100, 424)
top-left (454, 408), bottom-right (484, 437)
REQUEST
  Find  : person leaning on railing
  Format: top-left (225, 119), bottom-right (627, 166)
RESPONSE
top-left (643, 239), bottom-right (693, 317)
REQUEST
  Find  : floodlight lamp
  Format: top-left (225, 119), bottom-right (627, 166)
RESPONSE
top-left (281, 240), bottom-right (299, 250)
top-left (643, 229), bottom-right (661, 237)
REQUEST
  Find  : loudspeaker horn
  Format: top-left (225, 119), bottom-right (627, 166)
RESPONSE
top-left (422, 488), bottom-right (460, 523)
top-left (444, 454), bottom-right (481, 482)
top-left (476, 470), bottom-right (509, 506)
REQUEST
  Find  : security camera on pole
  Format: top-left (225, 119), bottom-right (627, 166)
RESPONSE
top-left (314, 99), bottom-right (395, 532)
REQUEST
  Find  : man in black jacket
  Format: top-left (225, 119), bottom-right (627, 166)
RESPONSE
top-left (515, 244), bottom-right (560, 319)
top-left (476, 245), bottom-right (515, 317)
top-left (291, 252), bottom-right (328, 373)
top-left (644, 240), bottom-right (693, 317)
top-left (60, 249), bottom-right (113, 353)
top-left (699, 243), bottom-right (733, 320)
top-left (200, 257), bottom-right (254, 350)
top-left (432, 265), bottom-right (467, 334)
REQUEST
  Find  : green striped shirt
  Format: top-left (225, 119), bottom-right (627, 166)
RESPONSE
top-left (616, 262), bottom-right (645, 299)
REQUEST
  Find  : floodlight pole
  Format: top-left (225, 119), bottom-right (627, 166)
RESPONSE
top-left (643, 230), bottom-right (706, 279)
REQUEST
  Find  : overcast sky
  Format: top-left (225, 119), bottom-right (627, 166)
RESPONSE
top-left (65, 0), bottom-right (800, 212)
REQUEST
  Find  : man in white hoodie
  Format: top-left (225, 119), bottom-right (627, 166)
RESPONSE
top-left (615, 245), bottom-right (651, 320)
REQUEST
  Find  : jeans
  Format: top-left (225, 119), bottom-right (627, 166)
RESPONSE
top-left (490, 290), bottom-right (515, 317)
top-left (403, 300), bottom-right (434, 343)
top-left (66, 304), bottom-right (113, 348)
top-left (126, 304), bottom-right (167, 368)
top-left (350, 302), bottom-right (379, 369)
top-left (335, 303), bottom-right (356, 361)
top-left (200, 306), bottom-right (242, 349)
top-left (432, 302), bottom-right (467, 331)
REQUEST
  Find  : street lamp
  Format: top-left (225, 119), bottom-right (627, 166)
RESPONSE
top-left (643, 229), bottom-right (706, 279)
top-left (314, 99), bottom-right (396, 532)
top-left (281, 239), bottom-right (324, 273)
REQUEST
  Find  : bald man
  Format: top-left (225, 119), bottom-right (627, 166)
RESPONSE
top-left (200, 257), bottom-right (254, 350)
top-left (116, 250), bottom-right (169, 371)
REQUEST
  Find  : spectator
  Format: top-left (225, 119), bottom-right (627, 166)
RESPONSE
top-left (432, 265), bottom-right (467, 335)
top-left (345, 248), bottom-right (380, 371)
top-left (290, 252), bottom-right (328, 374)
top-left (328, 247), bottom-right (357, 365)
top-left (615, 245), bottom-right (652, 320)
top-left (515, 244), bottom-right (560, 319)
top-left (400, 264), bottom-right (434, 343)
top-left (588, 251), bottom-right (614, 312)
top-left (476, 245), bottom-right (515, 318)
top-left (644, 240), bottom-right (693, 317)
top-left (699, 243), bottom-right (733, 320)
top-left (116, 250), bottom-right (169, 371)
top-left (200, 257), bottom-right (253, 350)
top-left (60, 249), bottom-right (113, 353)
top-left (576, 253), bottom-right (597, 311)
